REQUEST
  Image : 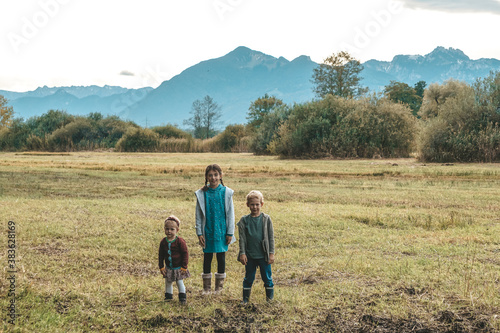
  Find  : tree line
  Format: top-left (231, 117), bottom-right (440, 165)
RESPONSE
top-left (1, 51), bottom-right (499, 162)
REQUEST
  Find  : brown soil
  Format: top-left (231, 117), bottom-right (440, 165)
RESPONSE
top-left (139, 301), bottom-right (496, 332)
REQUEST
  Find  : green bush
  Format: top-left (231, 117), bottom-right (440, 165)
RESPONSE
top-left (268, 95), bottom-right (417, 158)
top-left (93, 115), bottom-right (138, 148)
top-left (26, 110), bottom-right (74, 138)
top-left (418, 122), bottom-right (500, 162)
top-left (344, 99), bottom-right (417, 157)
top-left (211, 124), bottom-right (248, 152)
top-left (0, 111), bottom-right (138, 151)
top-left (0, 118), bottom-right (32, 151)
top-left (48, 118), bottom-right (94, 151)
top-left (152, 124), bottom-right (191, 139)
top-left (158, 137), bottom-right (200, 153)
top-left (417, 76), bottom-right (500, 162)
top-left (0, 127), bottom-right (10, 150)
top-left (47, 115), bottom-right (133, 151)
top-left (251, 105), bottom-right (290, 155)
top-left (115, 127), bottom-right (160, 152)
top-left (25, 134), bottom-right (46, 151)
top-left (419, 80), bottom-right (468, 120)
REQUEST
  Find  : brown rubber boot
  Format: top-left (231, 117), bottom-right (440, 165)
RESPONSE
top-left (214, 273), bottom-right (226, 293)
top-left (202, 273), bottom-right (212, 295)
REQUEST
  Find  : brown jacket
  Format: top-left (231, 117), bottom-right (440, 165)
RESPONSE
top-left (158, 237), bottom-right (189, 269)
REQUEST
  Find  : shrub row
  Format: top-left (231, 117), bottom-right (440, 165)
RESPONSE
top-left (255, 96), bottom-right (417, 158)
top-left (1, 72), bottom-right (499, 162)
top-left (115, 124), bottom-right (251, 153)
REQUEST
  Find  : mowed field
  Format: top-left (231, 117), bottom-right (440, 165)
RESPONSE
top-left (0, 152), bottom-right (498, 332)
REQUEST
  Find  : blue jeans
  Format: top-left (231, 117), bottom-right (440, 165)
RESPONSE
top-left (243, 257), bottom-right (274, 289)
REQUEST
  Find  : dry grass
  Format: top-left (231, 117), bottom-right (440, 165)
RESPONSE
top-left (0, 152), bottom-right (498, 332)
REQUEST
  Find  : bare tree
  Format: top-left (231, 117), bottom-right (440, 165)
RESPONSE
top-left (183, 95), bottom-right (222, 139)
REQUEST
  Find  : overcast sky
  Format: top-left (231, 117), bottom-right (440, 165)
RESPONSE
top-left (1, 0), bottom-right (499, 92)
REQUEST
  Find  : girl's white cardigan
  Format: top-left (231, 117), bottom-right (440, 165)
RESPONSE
top-left (194, 186), bottom-right (236, 249)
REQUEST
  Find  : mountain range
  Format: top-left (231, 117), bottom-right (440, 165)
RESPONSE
top-left (3, 46), bottom-right (500, 127)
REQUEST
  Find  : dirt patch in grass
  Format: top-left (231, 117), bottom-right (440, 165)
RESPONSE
top-left (316, 282), bottom-right (499, 332)
top-left (31, 242), bottom-right (70, 256)
top-left (318, 307), bottom-right (496, 332)
top-left (276, 272), bottom-right (498, 333)
top-left (138, 300), bottom-right (496, 332)
top-left (141, 300), bottom-right (281, 332)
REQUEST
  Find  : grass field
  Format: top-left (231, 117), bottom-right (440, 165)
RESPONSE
top-left (0, 152), bottom-right (499, 332)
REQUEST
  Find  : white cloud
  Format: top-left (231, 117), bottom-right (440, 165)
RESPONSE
top-left (119, 71), bottom-right (135, 77)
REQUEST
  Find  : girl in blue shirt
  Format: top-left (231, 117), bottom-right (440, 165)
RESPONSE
top-left (195, 164), bottom-right (235, 294)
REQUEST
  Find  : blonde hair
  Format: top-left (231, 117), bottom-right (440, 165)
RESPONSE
top-left (246, 190), bottom-right (264, 204)
top-left (164, 215), bottom-right (180, 229)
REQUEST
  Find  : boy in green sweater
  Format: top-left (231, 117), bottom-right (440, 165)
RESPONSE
top-left (237, 190), bottom-right (275, 303)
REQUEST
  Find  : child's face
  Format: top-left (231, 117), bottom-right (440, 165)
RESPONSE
top-left (207, 169), bottom-right (221, 188)
top-left (247, 197), bottom-right (263, 217)
top-left (164, 221), bottom-right (179, 241)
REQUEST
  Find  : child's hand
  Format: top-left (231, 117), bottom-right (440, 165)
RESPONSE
top-left (268, 253), bottom-right (275, 265)
top-left (198, 235), bottom-right (205, 247)
top-left (225, 235), bottom-right (232, 245)
top-left (160, 267), bottom-right (167, 277)
top-left (239, 254), bottom-right (248, 265)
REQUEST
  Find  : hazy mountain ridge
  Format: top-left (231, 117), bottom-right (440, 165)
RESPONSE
top-left (6, 86), bottom-right (153, 119)
top-left (3, 46), bottom-right (500, 127)
top-left (362, 46), bottom-right (500, 90)
top-left (118, 46), bottom-right (317, 126)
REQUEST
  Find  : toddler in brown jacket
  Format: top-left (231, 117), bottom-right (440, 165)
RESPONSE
top-left (159, 215), bottom-right (191, 303)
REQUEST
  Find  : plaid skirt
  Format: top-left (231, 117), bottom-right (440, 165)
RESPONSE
top-left (164, 267), bottom-right (191, 283)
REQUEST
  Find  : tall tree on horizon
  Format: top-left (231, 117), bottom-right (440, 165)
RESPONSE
top-left (183, 95), bottom-right (222, 139)
top-left (247, 93), bottom-right (284, 130)
top-left (311, 51), bottom-right (367, 99)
